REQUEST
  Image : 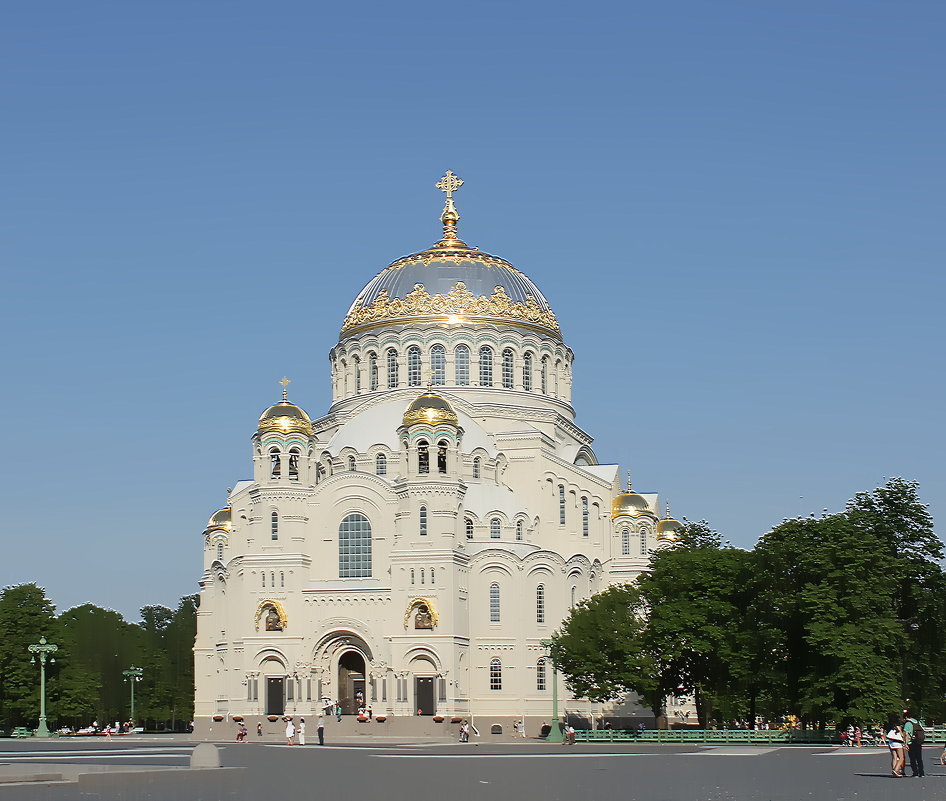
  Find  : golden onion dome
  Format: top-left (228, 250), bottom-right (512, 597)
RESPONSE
top-left (402, 390), bottom-right (459, 428)
top-left (258, 379), bottom-right (313, 436)
top-left (340, 172), bottom-right (561, 341)
top-left (206, 507), bottom-right (232, 533)
top-left (611, 477), bottom-right (652, 519)
top-left (657, 504), bottom-right (683, 540)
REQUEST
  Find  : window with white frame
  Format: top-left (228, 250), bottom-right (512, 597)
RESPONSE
top-left (516, 520), bottom-right (523, 541)
top-left (490, 518), bottom-right (501, 539)
top-left (536, 658), bottom-right (547, 691)
top-left (502, 348), bottom-right (514, 389)
top-left (479, 346), bottom-right (493, 386)
top-left (410, 568), bottom-right (415, 585)
top-left (640, 528), bottom-right (648, 556)
top-left (387, 348), bottom-right (399, 388)
top-left (536, 583), bottom-right (546, 623)
top-left (465, 518), bottom-right (474, 539)
top-left (431, 344), bottom-right (446, 385)
top-left (216, 542), bottom-right (224, 561)
top-left (339, 513), bottom-right (372, 578)
top-left (369, 351), bottom-right (378, 391)
top-left (523, 352), bottom-right (533, 391)
top-left (582, 496), bottom-right (589, 537)
top-left (348, 455), bottom-right (356, 471)
top-left (408, 346), bottom-right (422, 386)
top-left (271, 511), bottom-right (278, 540)
top-left (353, 355), bottom-right (361, 394)
top-left (455, 345), bottom-right (470, 385)
top-left (559, 485), bottom-right (566, 525)
top-left (622, 528), bottom-right (630, 556)
top-left (489, 658), bottom-right (502, 690)
top-left (472, 456), bottom-right (481, 479)
top-left (376, 453), bottom-right (387, 475)
top-left (541, 357), bottom-right (549, 394)
top-left (419, 506), bottom-right (428, 536)
top-left (489, 583), bottom-right (500, 622)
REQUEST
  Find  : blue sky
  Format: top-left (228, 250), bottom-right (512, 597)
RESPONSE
top-left (1, 1), bottom-right (943, 620)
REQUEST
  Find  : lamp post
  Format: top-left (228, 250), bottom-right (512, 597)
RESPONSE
top-left (28, 637), bottom-right (58, 737)
top-left (122, 667), bottom-right (143, 725)
top-left (540, 640), bottom-right (564, 743)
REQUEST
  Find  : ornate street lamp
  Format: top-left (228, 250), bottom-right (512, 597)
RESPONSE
top-left (122, 666), bottom-right (143, 725)
top-left (539, 639), bottom-right (564, 743)
top-left (28, 636), bottom-right (58, 737)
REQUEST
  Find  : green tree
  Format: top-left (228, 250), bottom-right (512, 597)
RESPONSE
top-left (0, 584), bottom-right (57, 729)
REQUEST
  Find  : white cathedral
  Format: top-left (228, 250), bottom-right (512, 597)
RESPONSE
top-left (194, 173), bottom-right (683, 736)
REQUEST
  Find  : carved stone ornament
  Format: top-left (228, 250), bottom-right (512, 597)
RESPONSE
top-left (254, 599), bottom-right (288, 632)
top-left (403, 597), bottom-right (439, 629)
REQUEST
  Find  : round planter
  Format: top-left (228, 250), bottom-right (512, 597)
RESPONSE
top-left (433, 716), bottom-right (445, 723)
top-left (231, 716), bottom-right (244, 722)
top-left (212, 715), bottom-right (224, 722)
top-left (267, 715), bottom-right (279, 722)
top-left (451, 717), bottom-right (463, 724)
top-left (375, 716), bottom-right (386, 722)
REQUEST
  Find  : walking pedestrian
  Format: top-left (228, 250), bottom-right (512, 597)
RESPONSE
top-left (903, 709), bottom-right (926, 777)
top-left (285, 717), bottom-right (295, 745)
top-left (298, 718), bottom-right (306, 746)
top-left (318, 714), bottom-right (325, 746)
top-left (257, 722), bottom-right (263, 737)
top-left (886, 714), bottom-right (905, 777)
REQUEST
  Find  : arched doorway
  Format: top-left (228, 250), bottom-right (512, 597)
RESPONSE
top-left (338, 651), bottom-right (366, 715)
top-left (410, 655), bottom-right (437, 716)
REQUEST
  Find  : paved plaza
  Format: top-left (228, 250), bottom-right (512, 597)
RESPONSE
top-left (1, 737), bottom-right (944, 800)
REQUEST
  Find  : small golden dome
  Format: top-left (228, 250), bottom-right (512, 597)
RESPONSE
top-left (611, 476), bottom-right (652, 519)
top-left (207, 507), bottom-right (232, 532)
top-left (657, 505), bottom-right (682, 540)
top-left (402, 391), bottom-right (459, 427)
top-left (258, 380), bottom-right (313, 436)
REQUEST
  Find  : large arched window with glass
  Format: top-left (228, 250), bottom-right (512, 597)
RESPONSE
top-left (541, 357), bottom-right (549, 394)
top-left (489, 583), bottom-right (501, 623)
top-left (489, 658), bottom-right (502, 690)
top-left (368, 351), bottom-right (378, 391)
top-left (479, 346), bottom-right (493, 387)
top-left (640, 529), bottom-right (648, 556)
top-left (536, 658), bottom-right (547, 691)
top-left (216, 542), bottom-right (224, 561)
top-left (621, 528), bottom-right (630, 556)
top-left (472, 456), bottom-right (481, 479)
top-left (419, 506), bottom-right (428, 536)
top-left (465, 518), bottom-right (474, 539)
top-left (271, 511), bottom-right (278, 540)
top-left (516, 520), bottom-right (524, 541)
top-left (501, 349), bottom-right (514, 389)
top-left (348, 455), bottom-right (356, 471)
top-left (407, 346), bottom-right (422, 386)
top-left (418, 440), bottom-right (429, 474)
top-left (375, 453), bottom-right (387, 475)
top-left (536, 584), bottom-right (546, 623)
top-left (490, 518), bottom-right (501, 539)
top-left (431, 344), bottom-right (446, 386)
top-left (559, 485), bottom-right (566, 525)
top-left (353, 355), bottom-right (361, 394)
top-left (339, 513), bottom-right (372, 578)
top-left (581, 497), bottom-right (589, 537)
top-left (523, 352), bottom-right (533, 391)
top-left (387, 348), bottom-right (399, 388)
top-left (455, 345), bottom-right (470, 386)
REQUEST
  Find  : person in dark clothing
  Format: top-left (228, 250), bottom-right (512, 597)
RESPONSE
top-left (903, 710), bottom-right (925, 777)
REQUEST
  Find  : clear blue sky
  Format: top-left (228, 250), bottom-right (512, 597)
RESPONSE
top-left (1, 1), bottom-right (943, 620)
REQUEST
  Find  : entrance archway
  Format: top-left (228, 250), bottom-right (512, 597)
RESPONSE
top-left (338, 651), bottom-right (366, 715)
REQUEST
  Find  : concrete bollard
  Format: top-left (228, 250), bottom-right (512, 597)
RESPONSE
top-left (191, 742), bottom-right (221, 769)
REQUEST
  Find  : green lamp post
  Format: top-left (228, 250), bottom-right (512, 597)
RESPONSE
top-left (540, 639), bottom-right (564, 743)
top-left (122, 666), bottom-right (143, 724)
top-left (28, 636), bottom-right (58, 737)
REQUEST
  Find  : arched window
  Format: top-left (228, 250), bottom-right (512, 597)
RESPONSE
top-left (420, 568), bottom-right (425, 584)
top-left (410, 568), bottom-right (415, 585)
top-left (407, 346), bottom-right (422, 386)
top-left (430, 568), bottom-right (435, 584)
top-left (270, 571), bottom-right (275, 586)
top-left (387, 348), bottom-right (399, 388)
top-left (541, 357), bottom-right (549, 394)
top-left (559, 485), bottom-right (566, 525)
top-left (489, 583), bottom-right (501, 623)
top-left (622, 528), bottom-right (631, 556)
top-left (419, 506), bottom-right (428, 536)
top-left (536, 584), bottom-right (546, 623)
top-left (353, 355), bottom-right (361, 394)
top-left (271, 511), bottom-right (278, 540)
top-left (640, 529), bottom-right (648, 556)
top-left (455, 345), bottom-right (470, 385)
top-left (348, 455), bottom-right (356, 471)
top-left (280, 571), bottom-right (285, 588)
top-left (368, 351), bottom-right (378, 391)
top-left (472, 456), bottom-right (481, 479)
top-left (523, 352), bottom-right (533, 391)
top-left (270, 447), bottom-right (281, 478)
top-left (288, 448), bottom-right (300, 481)
top-left (479, 346), bottom-right (493, 386)
top-left (339, 513), bottom-right (372, 578)
top-left (418, 440), bottom-right (429, 474)
top-left (261, 572), bottom-right (266, 588)
top-left (502, 349), bottom-right (514, 389)
top-left (341, 360), bottom-right (348, 396)
top-left (490, 518), bottom-right (501, 539)
top-left (516, 520), bottom-right (523, 541)
top-left (437, 440), bottom-right (447, 474)
top-left (536, 658), bottom-right (547, 691)
top-left (489, 658), bottom-right (502, 690)
top-left (431, 344), bottom-right (446, 385)
top-left (582, 496), bottom-right (589, 537)
top-left (216, 542), bottom-right (224, 561)
top-left (570, 585), bottom-right (576, 608)
top-left (465, 518), bottom-right (474, 539)
top-left (375, 453), bottom-right (387, 475)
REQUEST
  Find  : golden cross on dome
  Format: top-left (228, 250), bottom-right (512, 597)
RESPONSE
top-left (436, 170), bottom-right (463, 199)
top-left (279, 376), bottom-right (291, 401)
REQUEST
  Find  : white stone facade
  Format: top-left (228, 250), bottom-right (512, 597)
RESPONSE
top-left (194, 181), bottom-right (680, 732)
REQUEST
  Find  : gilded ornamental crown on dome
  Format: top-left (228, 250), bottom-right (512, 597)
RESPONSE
top-left (257, 377), bottom-right (313, 436)
top-left (341, 172), bottom-right (561, 339)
